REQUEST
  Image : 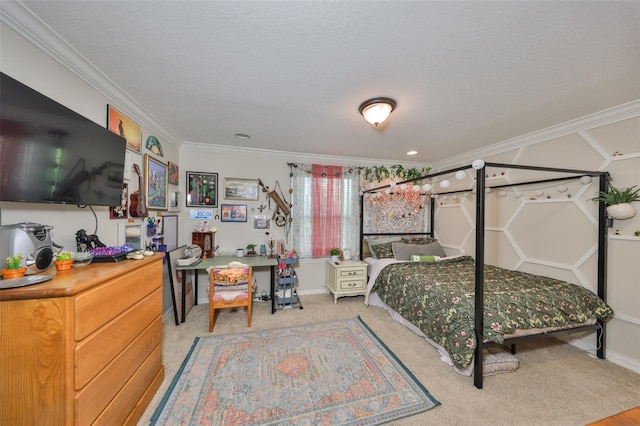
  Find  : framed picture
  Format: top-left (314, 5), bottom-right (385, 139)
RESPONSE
top-left (186, 171), bottom-right (218, 207)
top-left (168, 190), bottom-right (181, 212)
top-left (107, 105), bottom-right (142, 153)
top-left (168, 161), bottom-right (179, 185)
top-left (253, 215), bottom-right (270, 230)
top-left (166, 246), bottom-right (195, 325)
top-left (224, 177), bottom-right (259, 201)
top-left (221, 204), bottom-right (247, 222)
top-left (144, 154), bottom-right (168, 210)
top-left (109, 183), bottom-right (128, 219)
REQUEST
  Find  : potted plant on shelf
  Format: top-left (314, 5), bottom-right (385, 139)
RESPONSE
top-left (2, 254), bottom-right (26, 279)
top-left (54, 251), bottom-right (74, 271)
top-left (329, 248), bottom-right (341, 263)
top-left (592, 185), bottom-right (640, 220)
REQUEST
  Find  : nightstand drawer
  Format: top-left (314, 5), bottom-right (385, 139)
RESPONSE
top-left (338, 268), bottom-right (365, 278)
top-left (338, 279), bottom-right (365, 290)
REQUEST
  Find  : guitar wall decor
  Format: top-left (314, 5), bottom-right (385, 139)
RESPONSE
top-left (130, 163), bottom-right (148, 217)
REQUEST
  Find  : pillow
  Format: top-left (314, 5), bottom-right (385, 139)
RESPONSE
top-left (409, 255), bottom-right (442, 262)
top-left (392, 242), bottom-right (446, 261)
top-left (401, 236), bottom-right (438, 245)
top-left (370, 242), bottom-right (396, 259)
top-left (366, 236), bottom-right (402, 258)
top-left (482, 347), bottom-right (519, 376)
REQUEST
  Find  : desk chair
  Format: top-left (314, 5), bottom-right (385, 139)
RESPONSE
top-left (208, 264), bottom-right (252, 332)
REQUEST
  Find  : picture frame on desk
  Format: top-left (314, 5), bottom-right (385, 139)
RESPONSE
top-left (186, 171), bottom-right (218, 207)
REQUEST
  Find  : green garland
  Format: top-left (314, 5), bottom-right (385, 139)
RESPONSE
top-left (362, 165), bottom-right (431, 183)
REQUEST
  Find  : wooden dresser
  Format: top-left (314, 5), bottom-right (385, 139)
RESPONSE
top-left (0, 254), bottom-right (164, 425)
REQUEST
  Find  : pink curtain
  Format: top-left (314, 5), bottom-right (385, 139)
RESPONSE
top-left (311, 164), bottom-right (343, 257)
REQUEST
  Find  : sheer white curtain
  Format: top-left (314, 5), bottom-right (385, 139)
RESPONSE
top-left (291, 163), bottom-right (360, 259)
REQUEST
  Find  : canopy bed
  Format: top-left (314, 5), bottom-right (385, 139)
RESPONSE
top-left (359, 162), bottom-right (614, 389)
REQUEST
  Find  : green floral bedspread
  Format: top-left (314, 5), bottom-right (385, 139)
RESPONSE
top-left (372, 256), bottom-right (614, 369)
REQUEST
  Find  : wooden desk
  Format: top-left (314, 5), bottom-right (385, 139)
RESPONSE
top-left (177, 256), bottom-right (279, 317)
top-left (588, 406), bottom-right (640, 425)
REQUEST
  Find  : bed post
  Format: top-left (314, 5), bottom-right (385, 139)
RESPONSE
top-left (359, 194), bottom-right (364, 260)
top-left (596, 172), bottom-right (609, 359)
top-left (474, 165), bottom-right (486, 389)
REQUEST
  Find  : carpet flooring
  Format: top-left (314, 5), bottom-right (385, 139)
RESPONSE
top-left (151, 316), bottom-right (439, 425)
top-left (139, 294), bottom-right (640, 425)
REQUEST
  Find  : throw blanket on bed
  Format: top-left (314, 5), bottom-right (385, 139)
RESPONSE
top-left (372, 256), bottom-right (614, 370)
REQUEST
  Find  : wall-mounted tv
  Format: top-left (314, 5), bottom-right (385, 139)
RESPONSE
top-left (0, 72), bottom-right (126, 207)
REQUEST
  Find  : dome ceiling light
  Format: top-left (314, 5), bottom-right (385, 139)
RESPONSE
top-left (359, 97), bottom-right (396, 126)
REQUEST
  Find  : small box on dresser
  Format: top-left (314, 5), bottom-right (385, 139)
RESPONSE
top-left (326, 259), bottom-right (368, 304)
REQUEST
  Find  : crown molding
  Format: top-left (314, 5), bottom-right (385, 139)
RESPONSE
top-left (0, 1), bottom-right (181, 149)
top-left (432, 99), bottom-right (640, 170)
top-left (181, 142), bottom-right (430, 169)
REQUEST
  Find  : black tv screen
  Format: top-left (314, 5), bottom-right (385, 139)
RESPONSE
top-left (0, 72), bottom-right (126, 207)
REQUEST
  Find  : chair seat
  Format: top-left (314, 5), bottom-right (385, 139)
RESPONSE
top-left (212, 292), bottom-right (249, 302)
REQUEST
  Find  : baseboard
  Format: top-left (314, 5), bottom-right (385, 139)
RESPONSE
top-left (566, 337), bottom-right (640, 375)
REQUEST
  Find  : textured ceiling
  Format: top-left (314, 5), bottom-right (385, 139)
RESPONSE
top-left (5, 1), bottom-right (640, 163)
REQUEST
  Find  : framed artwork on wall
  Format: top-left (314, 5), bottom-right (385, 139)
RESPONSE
top-left (186, 171), bottom-right (218, 207)
top-left (168, 190), bottom-right (181, 212)
top-left (144, 154), bottom-right (167, 210)
top-left (224, 177), bottom-right (259, 201)
top-left (168, 161), bottom-right (179, 185)
top-left (221, 204), bottom-right (247, 222)
top-left (107, 105), bottom-right (141, 153)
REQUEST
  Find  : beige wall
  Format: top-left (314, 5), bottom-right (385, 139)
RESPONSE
top-left (2, 19), bottom-right (638, 374)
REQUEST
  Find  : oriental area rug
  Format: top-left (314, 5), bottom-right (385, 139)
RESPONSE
top-left (151, 316), bottom-right (440, 425)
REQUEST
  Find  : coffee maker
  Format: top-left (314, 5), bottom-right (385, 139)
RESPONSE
top-left (0, 222), bottom-right (55, 274)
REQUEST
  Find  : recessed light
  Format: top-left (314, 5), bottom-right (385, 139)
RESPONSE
top-left (406, 150), bottom-right (418, 156)
top-left (235, 133), bottom-right (250, 140)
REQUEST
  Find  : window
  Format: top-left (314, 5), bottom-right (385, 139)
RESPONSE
top-left (291, 164), bottom-right (360, 259)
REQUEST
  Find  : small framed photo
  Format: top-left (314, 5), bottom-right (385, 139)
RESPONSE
top-left (145, 154), bottom-right (168, 210)
top-left (186, 171), bottom-right (218, 207)
top-left (168, 190), bottom-right (181, 212)
top-left (221, 204), bottom-right (247, 222)
top-left (224, 178), bottom-right (259, 201)
top-left (107, 105), bottom-right (142, 153)
top-left (253, 215), bottom-right (270, 230)
top-left (168, 161), bottom-right (179, 185)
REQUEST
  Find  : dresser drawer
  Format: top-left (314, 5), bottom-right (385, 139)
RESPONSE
top-left (338, 279), bottom-right (366, 290)
top-left (75, 288), bottom-right (161, 390)
top-left (74, 261), bottom-right (161, 341)
top-left (74, 316), bottom-right (162, 425)
top-left (338, 268), bottom-right (365, 278)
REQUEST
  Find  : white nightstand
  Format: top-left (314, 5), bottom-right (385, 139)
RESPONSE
top-left (326, 260), bottom-right (368, 304)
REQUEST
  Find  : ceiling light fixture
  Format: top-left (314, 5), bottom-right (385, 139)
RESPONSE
top-left (406, 150), bottom-right (418, 156)
top-left (359, 97), bottom-right (396, 126)
top-left (235, 133), bottom-right (250, 140)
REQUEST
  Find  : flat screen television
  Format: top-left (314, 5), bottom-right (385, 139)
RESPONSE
top-left (0, 72), bottom-right (126, 207)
